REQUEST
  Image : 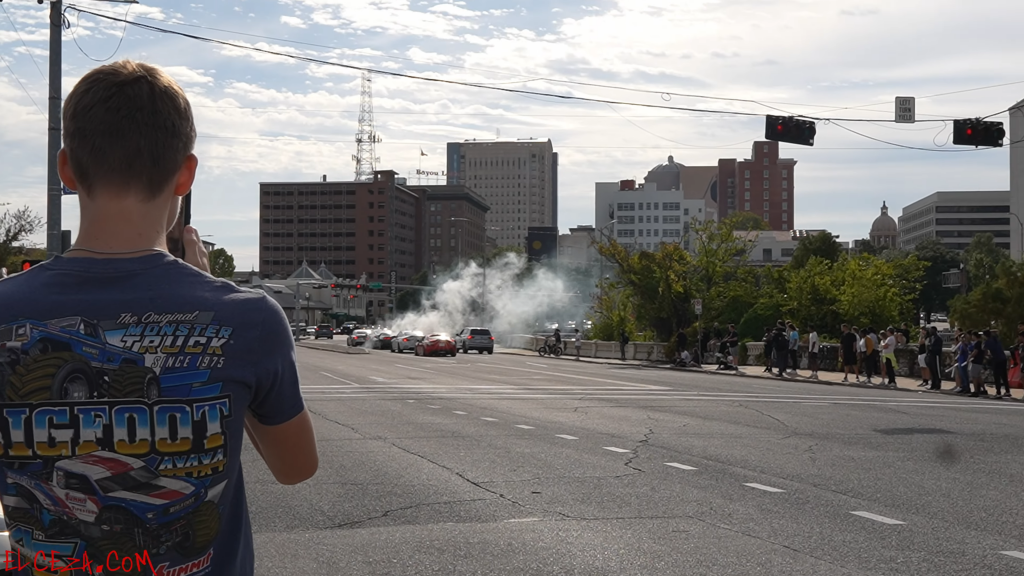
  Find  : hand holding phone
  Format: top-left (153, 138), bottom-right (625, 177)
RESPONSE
top-left (167, 191), bottom-right (191, 260)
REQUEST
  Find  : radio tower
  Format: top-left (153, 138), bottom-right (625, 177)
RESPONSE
top-left (352, 71), bottom-right (381, 181)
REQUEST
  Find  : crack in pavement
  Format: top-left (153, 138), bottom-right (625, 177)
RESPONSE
top-left (327, 497), bottom-right (499, 529)
top-left (621, 427), bottom-right (654, 473)
top-left (740, 404), bottom-right (792, 429)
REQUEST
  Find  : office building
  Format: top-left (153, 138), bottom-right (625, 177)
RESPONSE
top-left (258, 170), bottom-right (422, 290)
top-left (446, 138), bottom-right (558, 248)
top-left (403, 184), bottom-right (491, 272)
top-left (595, 180), bottom-right (709, 252)
top-left (558, 226), bottom-right (600, 267)
top-left (898, 190), bottom-right (1012, 252)
top-left (718, 141), bottom-right (797, 229)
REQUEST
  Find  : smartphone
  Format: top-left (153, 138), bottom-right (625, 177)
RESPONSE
top-left (167, 190), bottom-right (191, 260)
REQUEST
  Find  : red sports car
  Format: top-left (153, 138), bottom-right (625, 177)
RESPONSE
top-left (415, 333), bottom-right (457, 357)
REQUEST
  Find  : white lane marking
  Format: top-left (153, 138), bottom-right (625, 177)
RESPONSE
top-left (394, 364), bottom-right (436, 374)
top-left (603, 447), bottom-right (631, 453)
top-left (475, 363), bottom-right (669, 390)
top-left (744, 483), bottom-right (785, 493)
top-left (526, 362), bottom-right (548, 368)
top-left (369, 377), bottom-right (393, 382)
top-left (319, 372), bottom-right (360, 386)
top-left (850, 511), bottom-right (904, 525)
top-left (504, 518), bottom-right (542, 523)
top-left (555, 435), bottom-right (578, 440)
top-left (801, 402), bottom-right (830, 405)
top-left (406, 400), bottom-right (416, 402)
top-left (999, 551), bottom-right (1024, 560)
top-left (427, 405), bottom-right (441, 408)
top-left (480, 417), bottom-right (499, 421)
top-left (514, 425), bottom-right (535, 429)
top-left (665, 462), bottom-right (697, 470)
top-left (452, 411), bottom-right (468, 415)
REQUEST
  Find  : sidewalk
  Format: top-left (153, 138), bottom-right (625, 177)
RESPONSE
top-left (500, 347), bottom-right (1024, 401)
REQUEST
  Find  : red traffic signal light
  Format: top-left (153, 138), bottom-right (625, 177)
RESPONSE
top-left (953, 119), bottom-right (1005, 147)
top-left (356, 284), bottom-right (362, 290)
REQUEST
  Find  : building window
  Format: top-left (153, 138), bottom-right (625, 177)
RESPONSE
top-left (781, 248), bottom-right (794, 258)
top-left (450, 239), bottom-right (456, 247)
top-left (763, 170), bottom-right (769, 177)
top-left (368, 230), bottom-right (375, 237)
top-left (367, 216), bottom-right (374, 223)
top-left (763, 248), bottom-right (772, 261)
top-left (663, 215), bottom-right (680, 224)
top-left (744, 191), bottom-right (750, 200)
top-left (654, 202), bottom-right (659, 210)
top-left (368, 244), bottom-right (374, 251)
top-left (744, 170), bottom-right (750, 178)
top-left (782, 202), bottom-right (788, 210)
top-left (378, 258), bottom-right (386, 265)
top-left (616, 202), bottom-right (635, 211)
top-left (783, 180), bottom-right (788, 189)
top-left (744, 202), bottom-right (750, 210)
top-left (367, 258), bottom-right (374, 265)
top-left (653, 229), bottom-right (660, 237)
top-left (683, 208), bottom-right (689, 216)
top-left (745, 181), bottom-right (750, 189)
top-left (616, 229), bottom-right (635, 238)
top-left (763, 202), bottom-right (770, 210)
top-left (654, 215), bottom-right (659, 223)
top-left (646, 215), bottom-right (652, 224)
top-left (368, 202), bottom-right (374, 209)
top-left (763, 158), bottom-right (768, 165)
top-left (782, 169), bottom-right (788, 177)
top-left (763, 144), bottom-right (769, 152)
top-left (664, 229), bottom-right (681, 238)
top-left (763, 191), bottom-right (769, 199)
top-left (763, 180), bottom-right (769, 188)
top-left (783, 191), bottom-right (788, 199)
top-left (763, 213), bottom-right (769, 221)
top-left (663, 202), bottom-right (681, 211)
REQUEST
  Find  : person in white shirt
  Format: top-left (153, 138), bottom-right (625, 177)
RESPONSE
top-left (807, 325), bottom-right (820, 379)
top-left (574, 328), bottom-right (582, 360)
top-left (881, 327), bottom-right (899, 387)
top-left (856, 328), bottom-right (868, 383)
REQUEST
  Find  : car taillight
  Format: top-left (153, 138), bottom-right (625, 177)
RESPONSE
top-left (403, 338), bottom-right (408, 342)
top-left (467, 336), bottom-right (473, 339)
top-left (490, 337), bottom-right (494, 340)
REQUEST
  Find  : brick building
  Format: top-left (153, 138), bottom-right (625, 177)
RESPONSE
top-left (717, 141), bottom-right (796, 230)
top-left (403, 184), bottom-right (491, 272)
top-left (258, 171), bottom-right (422, 290)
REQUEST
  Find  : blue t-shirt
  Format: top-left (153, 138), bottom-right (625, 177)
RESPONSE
top-left (0, 254), bottom-right (305, 576)
top-left (985, 337), bottom-right (1006, 361)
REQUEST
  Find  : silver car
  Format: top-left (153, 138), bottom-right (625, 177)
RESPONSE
top-left (347, 329), bottom-right (370, 347)
top-left (391, 331), bottom-right (424, 353)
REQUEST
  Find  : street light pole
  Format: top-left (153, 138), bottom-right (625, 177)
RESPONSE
top-left (1010, 212), bottom-right (1024, 260)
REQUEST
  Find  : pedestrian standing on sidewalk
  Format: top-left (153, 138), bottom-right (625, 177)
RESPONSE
top-left (619, 329), bottom-right (629, 361)
top-left (725, 324), bottom-right (740, 365)
top-left (787, 322), bottom-right (800, 376)
top-left (917, 327), bottom-right (931, 387)
top-left (927, 326), bottom-right (944, 390)
top-left (984, 330), bottom-right (1011, 398)
top-left (859, 328), bottom-right (874, 384)
top-left (868, 327), bottom-right (881, 378)
top-left (808, 324), bottom-right (820, 379)
top-left (574, 328), bottom-right (582, 360)
top-left (773, 324), bottom-right (790, 377)
top-left (841, 324), bottom-right (858, 382)
top-left (881, 327), bottom-right (898, 388)
top-left (969, 331), bottom-right (986, 397)
top-left (763, 326), bottom-right (774, 373)
top-left (899, 322), bottom-right (912, 345)
top-left (953, 332), bottom-right (970, 394)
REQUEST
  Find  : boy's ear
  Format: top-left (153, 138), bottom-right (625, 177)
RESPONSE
top-left (173, 154), bottom-right (199, 198)
top-left (57, 149), bottom-right (79, 191)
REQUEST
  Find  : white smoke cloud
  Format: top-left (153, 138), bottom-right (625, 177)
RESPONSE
top-left (388, 252), bottom-right (587, 338)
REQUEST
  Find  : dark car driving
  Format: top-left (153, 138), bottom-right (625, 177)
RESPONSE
top-left (314, 324), bottom-right (334, 339)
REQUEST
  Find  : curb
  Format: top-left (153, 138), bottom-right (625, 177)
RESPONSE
top-left (503, 347), bottom-right (1024, 401)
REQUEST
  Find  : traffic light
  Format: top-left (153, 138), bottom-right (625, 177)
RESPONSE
top-left (330, 283), bottom-right (338, 289)
top-left (21, 260), bottom-right (44, 271)
top-left (765, 115), bottom-right (816, 147)
top-left (953, 119), bottom-right (1005, 147)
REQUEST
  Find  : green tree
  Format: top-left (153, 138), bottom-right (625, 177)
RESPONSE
top-left (729, 212), bottom-right (770, 231)
top-left (791, 232), bottom-right (842, 269)
top-left (835, 254), bottom-right (925, 330)
top-left (963, 233), bottom-right (1010, 290)
top-left (207, 248), bottom-right (236, 279)
top-left (783, 257), bottom-right (842, 336)
top-left (949, 260), bottom-right (1024, 335)
top-left (856, 240), bottom-right (882, 257)
top-left (1, 205), bottom-right (44, 272)
top-left (690, 216), bottom-right (756, 325)
top-left (912, 239), bottom-right (960, 320)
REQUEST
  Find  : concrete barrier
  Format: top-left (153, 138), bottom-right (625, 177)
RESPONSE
top-left (298, 341), bottom-right (370, 354)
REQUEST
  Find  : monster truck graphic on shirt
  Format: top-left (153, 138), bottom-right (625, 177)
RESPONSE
top-left (4, 451), bottom-right (220, 562)
top-left (0, 317), bottom-right (160, 402)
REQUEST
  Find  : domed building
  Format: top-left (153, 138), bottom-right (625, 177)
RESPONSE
top-left (869, 201), bottom-right (898, 248)
top-left (644, 155), bottom-right (683, 192)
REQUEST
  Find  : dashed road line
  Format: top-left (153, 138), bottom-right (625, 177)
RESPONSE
top-left (452, 411), bottom-right (468, 415)
top-left (319, 372), bottom-right (360, 386)
top-left (665, 462), bottom-right (697, 470)
top-left (999, 551), bottom-right (1024, 560)
top-left (526, 362), bottom-right (548, 368)
top-left (555, 435), bottom-right (578, 440)
top-left (744, 483), bottom-right (785, 493)
top-left (603, 447), bottom-right (631, 453)
top-left (427, 405), bottom-right (440, 408)
top-left (405, 400), bottom-right (416, 402)
top-left (393, 364), bottom-right (437, 373)
top-left (480, 417), bottom-right (499, 421)
top-left (514, 425), bottom-right (535, 429)
top-left (850, 511), bottom-right (904, 525)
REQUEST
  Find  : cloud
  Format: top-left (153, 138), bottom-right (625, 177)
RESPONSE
top-left (279, 15), bottom-right (307, 27)
top-left (160, 66), bottom-right (215, 84)
top-left (840, 7), bottom-right (881, 17)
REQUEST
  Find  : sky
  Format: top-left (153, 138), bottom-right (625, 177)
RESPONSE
top-left (1, 0), bottom-right (1022, 271)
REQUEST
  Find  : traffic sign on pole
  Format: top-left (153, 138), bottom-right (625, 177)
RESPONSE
top-left (693, 299), bottom-right (702, 315)
top-left (895, 97), bottom-right (915, 124)
top-left (369, 282), bottom-right (383, 289)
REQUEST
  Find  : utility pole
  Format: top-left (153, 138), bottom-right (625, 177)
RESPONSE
top-left (352, 71), bottom-right (380, 181)
top-left (45, 0), bottom-right (62, 258)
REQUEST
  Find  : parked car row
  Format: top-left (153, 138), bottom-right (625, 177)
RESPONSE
top-left (337, 326), bottom-right (496, 357)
